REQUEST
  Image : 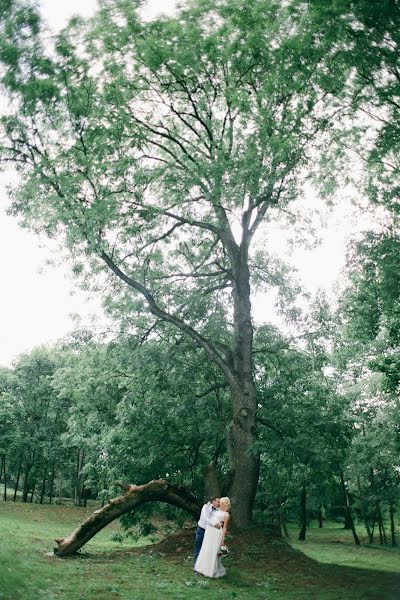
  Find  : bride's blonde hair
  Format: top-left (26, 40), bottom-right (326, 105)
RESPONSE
top-left (219, 496), bottom-right (231, 511)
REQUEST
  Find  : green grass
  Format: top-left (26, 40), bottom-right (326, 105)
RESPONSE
top-left (290, 521), bottom-right (400, 574)
top-left (1, 502), bottom-right (399, 600)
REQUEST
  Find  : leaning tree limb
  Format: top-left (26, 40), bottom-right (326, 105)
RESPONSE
top-left (54, 479), bottom-right (201, 557)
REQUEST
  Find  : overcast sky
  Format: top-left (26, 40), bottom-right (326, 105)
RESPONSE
top-left (0, 0), bottom-right (359, 366)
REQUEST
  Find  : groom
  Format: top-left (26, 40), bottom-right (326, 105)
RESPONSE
top-left (193, 496), bottom-right (221, 570)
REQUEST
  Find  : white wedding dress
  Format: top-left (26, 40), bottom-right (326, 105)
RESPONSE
top-left (194, 509), bottom-right (227, 578)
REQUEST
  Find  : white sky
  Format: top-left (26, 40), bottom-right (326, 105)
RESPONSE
top-left (0, 0), bottom-right (359, 366)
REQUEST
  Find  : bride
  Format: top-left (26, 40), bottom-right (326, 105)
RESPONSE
top-left (194, 496), bottom-right (231, 578)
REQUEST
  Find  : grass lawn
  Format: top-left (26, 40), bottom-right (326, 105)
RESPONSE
top-left (1, 501), bottom-right (399, 600)
top-left (290, 522), bottom-right (400, 573)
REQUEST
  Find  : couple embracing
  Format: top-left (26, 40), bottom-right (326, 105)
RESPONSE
top-left (193, 496), bottom-right (231, 578)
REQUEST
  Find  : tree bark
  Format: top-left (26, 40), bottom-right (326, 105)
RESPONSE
top-left (13, 458), bottom-right (22, 502)
top-left (40, 464), bottom-right (47, 504)
top-left (318, 504), bottom-right (325, 528)
top-left (341, 473), bottom-right (360, 546)
top-left (48, 463), bottom-right (55, 504)
top-left (278, 499), bottom-right (290, 539)
top-left (54, 479), bottom-right (201, 557)
top-left (203, 461), bottom-right (221, 500)
top-left (58, 476), bottom-right (63, 505)
top-left (225, 250), bottom-right (260, 528)
top-left (298, 485), bottom-right (307, 541)
top-left (29, 481), bottom-right (36, 503)
top-left (356, 475), bottom-right (373, 543)
top-left (369, 468), bottom-right (386, 544)
top-left (377, 504), bottom-right (387, 545)
top-left (1, 455), bottom-right (6, 501)
top-left (22, 462), bottom-right (32, 503)
top-left (390, 505), bottom-right (397, 547)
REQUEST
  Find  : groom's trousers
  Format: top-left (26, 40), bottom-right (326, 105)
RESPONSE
top-left (194, 526), bottom-right (205, 566)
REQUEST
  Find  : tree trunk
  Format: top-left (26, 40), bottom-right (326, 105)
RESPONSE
top-left (369, 468), bottom-right (386, 544)
top-left (101, 476), bottom-right (107, 508)
top-left (377, 504), bottom-right (387, 545)
top-left (13, 458), bottom-right (22, 502)
top-left (58, 476), bottom-right (63, 505)
top-left (318, 504), bottom-right (325, 528)
top-left (344, 511), bottom-right (353, 530)
top-left (356, 475), bottom-right (373, 543)
top-left (48, 463), bottom-right (55, 504)
top-left (222, 240), bottom-right (260, 529)
top-left (40, 469), bottom-right (47, 504)
top-left (226, 379), bottom-right (259, 529)
top-left (1, 455), bottom-right (6, 501)
top-left (390, 505), bottom-right (397, 547)
top-left (22, 462), bottom-right (32, 503)
top-left (203, 460), bottom-right (221, 500)
top-left (30, 481), bottom-right (36, 503)
top-left (278, 502), bottom-right (290, 539)
top-left (298, 485), bottom-right (307, 541)
top-left (55, 479), bottom-right (201, 557)
top-left (341, 473), bottom-right (360, 546)
top-left (75, 449), bottom-right (85, 507)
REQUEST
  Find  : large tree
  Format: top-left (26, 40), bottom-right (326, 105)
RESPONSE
top-left (0, 0), bottom-right (344, 526)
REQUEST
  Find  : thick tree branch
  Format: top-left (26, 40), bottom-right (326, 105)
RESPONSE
top-left (256, 416), bottom-right (284, 439)
top-left (100, 250), bottom-right (234, 382)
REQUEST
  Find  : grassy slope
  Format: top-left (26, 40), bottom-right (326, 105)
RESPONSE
top-left (0, 501), bottom-right (399, 600)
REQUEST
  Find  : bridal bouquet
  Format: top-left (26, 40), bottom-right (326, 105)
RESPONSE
top-left (218, 545), bottom-right (229, 556)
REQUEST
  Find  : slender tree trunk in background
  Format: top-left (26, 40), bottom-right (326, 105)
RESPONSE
top-left (40, 468), bottom-right (47, 504)
top-left (77, 449), bottom-right (85, 506)
top-left (70, 465), bottom-right (75, 503)
top-left (4, 458), bottom-right (7, 501)
top-left (344, 510), bottom-right (352, 530)
top-left (74, 451), bottom-right (79, 505)
top-left (389, 505), bottom-right (397, 547)
top-left (369, 468), bottom-right (386, 544)
top-left (30, 481), bottom-right (36, 503)
top-left (378, 512), bottom-right (384, 545)
top-left (370, 509), bottom-right (377, 543)
top-left (341, 473), bottom-right (360, 546)
top-left (1, 456), bottom-right (7, 501)
top-left (278, 504), bottom-right (290, 538)
top-left (58, 476), bottom-right (63, 505)
top-left (377, 504), bottom-right (387, 545)
top-left (13, 458), bottom-right (22, 502)
top-left (318, 504), bottom-right (325, 528)
top-left (298, 485), bottom-right (307, 541)
top-left (101, 476), bottom-right (107, 507)
top-left (74, 449), bottom-right (85, 506)
top-left (22, 463), bottom-right (32, 503)
top-left (277, 496), bottom-right (289, 538)
top-left (48, 463), bottom-right (55, 504)
top-left (357, 475), bottom-right (373, 543)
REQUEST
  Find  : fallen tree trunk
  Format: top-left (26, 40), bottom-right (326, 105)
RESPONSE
top-left (54, 479), bottom-right (201, 557)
